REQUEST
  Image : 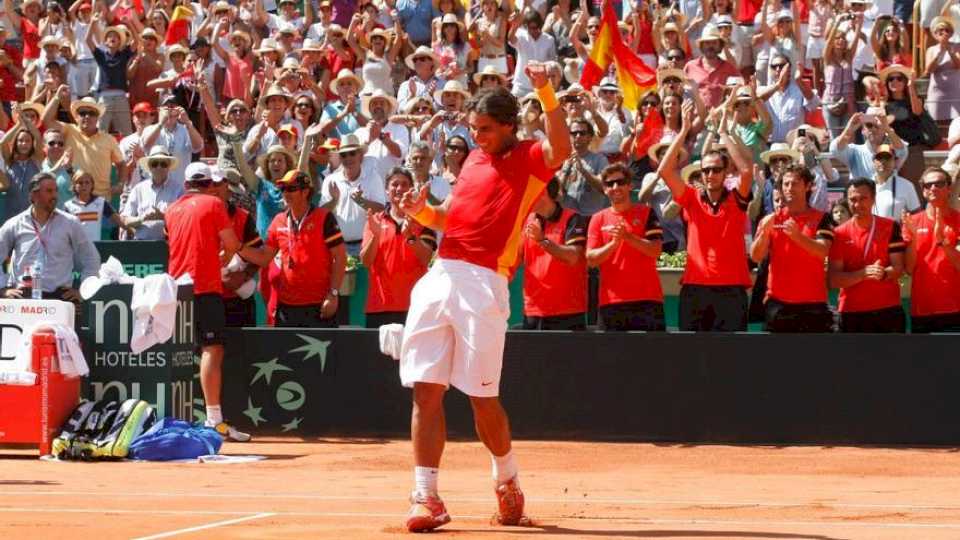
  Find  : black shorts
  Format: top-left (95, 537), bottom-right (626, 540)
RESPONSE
top-left (764, 298), bottom-right (834, 333)
top-left (679, 285), bottom-right (748, 332)
top-left (365, 311), bottom-right (407, 328)
top-left (195, 293), bottom-right (226, 346)
top-left (223, 296), bottom-right (256, 327)
top-left (839, 306), bottom-right (906, 333)
top-left (598, 301), bottom-right (665, 332)
top-left (522, 312), bottom-right (587, 331)
top-left (275, 303), bottom-right (338, 328)
top-left (911, 311), bottom-right (960, 334)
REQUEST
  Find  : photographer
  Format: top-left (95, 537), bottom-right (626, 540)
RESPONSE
top-left (140, 95), bottom-right (204, 186)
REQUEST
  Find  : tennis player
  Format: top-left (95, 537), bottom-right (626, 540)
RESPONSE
top-left (397, 63), bottom-right (570, 532)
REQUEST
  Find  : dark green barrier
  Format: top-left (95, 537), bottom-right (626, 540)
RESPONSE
top-left (93, 241), bottom-right (168, 277)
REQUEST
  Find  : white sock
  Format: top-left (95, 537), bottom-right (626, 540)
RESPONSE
top-left (414, 466), bottom-right (439, 497)
top-left (492, 451), bottom-right (518, 485)
top-left (206, 405), bottom-right (223, 425)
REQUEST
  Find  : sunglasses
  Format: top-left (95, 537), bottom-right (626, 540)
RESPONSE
top-left (481, 76), bottom-right (501, 83)
top-left (603, 178), bottom-right (629, 188)
top-left (887, 75), bottom-right (906, 82)
top-left (770, 63), bottom-right (788, 70)
top-left (77, 109), bottom-right (99, 118)
top-left (414, 57), bottom-right (433, 63)
top-left (446, 144), bottom-right (467, 151)
top-left (701, 166), bottom-right (725, 175)
top-left (873, 154), bottom-right (893, 161)
top-left (149, 161), bottom-right (170, 169)
top-left (339, 150), bottom-right (358, 157)
top-left (280, 184), bottom-right (304, 192)
top-left (228, 108), bottom-right (248, 115)
top-left (562, 96), bottom-right (581, 103)
top-left (46, 141), bottom-right (64, 147)
top-left (666, 55), bottom-right (684, 61)
top-left (923, 180), bottom-right (950, 189)
top-left (190, 179), bottom-right (213, 187)
top-left (663, 77), bottom-right (681, 84)
top-left (770, 157), bottom-right (791, 164)
top-left (641, 100), bottom-right (659, 108)
top-left (570, 130), bottom-right (592, 137)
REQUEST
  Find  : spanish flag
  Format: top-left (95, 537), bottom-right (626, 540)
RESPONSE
top-left (579, 0), bottom-right (656, 111)
top-left (165, 5), bottom-right (194, 46)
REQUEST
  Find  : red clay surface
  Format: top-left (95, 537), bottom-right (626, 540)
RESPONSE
top-left (3, 439), bottom-right (960, 539)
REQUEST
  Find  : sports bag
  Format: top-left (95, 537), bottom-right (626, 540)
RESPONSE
top-left (128, 417), bottom-right (222, 461)
top-left (52, 399), bottom-right (156, 460)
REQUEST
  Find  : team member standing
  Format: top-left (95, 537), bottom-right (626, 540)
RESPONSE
top-left (586, 163), bottom-right (665, 331)
top-left (751, 165), bottom-right (835, 332)
top-left (361, 168), bottom-right (437, 328)
top-left (660, 104), bottom-right (755, 331)
top-left (903, 168), bottom-right (960, 333)
top-left (245, 170), bottom-right (346, 328)
top-left (397, 66), bottom-right (571, 532)
top-left (165, 163), bottom-right (253, 442)
top-left (521, 179), bottom-right (588, 330)
top-left (210, 170), bottom-right (262, 328)
top-left (828, 178), bottom-right (907, 333)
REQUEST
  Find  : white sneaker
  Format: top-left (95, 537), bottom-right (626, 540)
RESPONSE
top-left (206, 420), bottom-right (252, 442)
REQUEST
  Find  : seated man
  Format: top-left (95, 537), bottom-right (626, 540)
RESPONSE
top-left (0, 172), bottom-right (100, 302)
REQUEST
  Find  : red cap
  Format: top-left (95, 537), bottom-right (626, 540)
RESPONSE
top-left (277, 125), bottom-right (298, 138)
top-left (78, 2), bottom-right (92, 11)
top-left (132, 102), bottom-right (156, 115)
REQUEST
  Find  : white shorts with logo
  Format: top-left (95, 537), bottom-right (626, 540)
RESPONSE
top-left (400, 258), bottom-right (510, 398)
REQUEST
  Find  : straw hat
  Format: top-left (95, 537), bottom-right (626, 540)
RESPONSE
top-left (229, 30), bottom-right (252, 47)
top-left (368, 27), bottom-right (392, 43)
top-left (697, 25), bottom-right (726, 45)
top-left (597, 77), bottom-right (620, 94)
top-left (211, 1), bottom-right (233, 15)
top-left (785, 124), bottom-right (827, 148)
top-left (775, 8), bottom-right (793, 21)
top-left (647, 136), bottom-right (689, 163)
top-left (433, 80), bottom-right (471, 103)
top-left (733, 86), bottom-right (754, 101)
top-left (17, 102), bottom-right (44, 118)
top-left (255, 38), bottom-right (282, 55)
top-left (259, 84), bottom-right (293, 108)
top-left (473, 64), bottom-right (508, 86)
top-left (760, 142), bottom-right (801, 165)
top-left (70, 97), bottom-right (105, 121)
top-left (166, 44), bottom-right (189, 62)
top-left (361, 89), bottom-right (398, 118)
top-left (657, 68), bottom-right (686, 86)
top-left (328, 69), bottom-right (363, 96)
top-left (256, 144), bottom-right (297, 171)
top-left (878, 64), bottom-right (912, 84)
top-left (325, 24), bottom-right (346, 38)
top-left (138, 145), bottom-right (180, 172)
top-left (103, 25), bottom-right (129, 48)
top-left (281, 57), bottom-right (301, 71)
top-left (681, 161), bottom-right (702, 184)
top-left (932, 15), bottom-right (955, 33)
top-left (439, 13), bottom-right (465, 33)
top-left (141, 28), bottom-right (159, 42)
top-left (39, 35), bottom-right (63, 49)
top-left (662, 21), bottom-right (680, 34)
top-left (404, 45), bottom-right (440, 71)
top-left (559, 83), bottom-right (586, 99)
top-left (337, 133), bottom-right (367, 154)
top-left (302, 38), bottom-right (324, 52)
top-left (403, 95), bottom-right (435, 114)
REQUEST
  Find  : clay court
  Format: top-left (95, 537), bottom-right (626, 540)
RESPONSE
top-left (2, 439), bottom-right (960, 539)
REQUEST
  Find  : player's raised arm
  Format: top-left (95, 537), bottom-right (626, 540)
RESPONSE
top-left (527, 62), bottom-right (572, 170)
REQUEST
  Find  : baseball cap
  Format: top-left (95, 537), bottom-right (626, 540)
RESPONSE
top-left (160, 94), bottom-right (179, 107)
top-left (132, 102), bottom-right (156, 115)
top-left (191, 36), bottom-right (210, 50)
top-left (277, 125), bottom-right (299, 139)
top-left (185, 162), bottom-right (213, 183)
top-left (874, 143), bottom-right (894, 158)
top-left (276, 169), bottom-right (311, 188)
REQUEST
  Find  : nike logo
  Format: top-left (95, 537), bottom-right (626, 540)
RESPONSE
top-left (481, 381), bottom-right (493, 386)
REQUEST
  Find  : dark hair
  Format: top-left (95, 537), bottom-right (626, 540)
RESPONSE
top-left (523, 10), bottom-right (543, 27)
top-left (600, 163), bottom-right (632, 183)
top-left (848, 177), bottom-right (876, 196)
top-left (781, 163), bottom-right (814, 184)
top-left (386, 166), bottom-right (415, 186)
top-left (569, 117), bottom-right (594, 135)
top-left (701, 149), bottom-right (730, 169)
top-left (546, 178), bottom-right (560, 200)
top-left (922, 166), bottom-right (953, 185)
top-left (466, 87), bottom-right (520, 128)
top-left (831, 198), bottom-right (852, 217)
top-left (445, 135), bottom-right (469, 167)
top-left (29, 171), bottom-right (56, 192)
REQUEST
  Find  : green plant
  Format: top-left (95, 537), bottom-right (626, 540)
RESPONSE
top-left (657, 251), bottom-right (687, 269)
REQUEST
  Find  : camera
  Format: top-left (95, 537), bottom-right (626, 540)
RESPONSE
top-left (798, 128), bottom-right (806, 138)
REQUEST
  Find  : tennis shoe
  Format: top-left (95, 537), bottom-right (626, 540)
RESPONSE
top-left (493, 476), bottom-right (528, 526)
top-left (405, 492), bottom-right (451, 532)
top-left (206, 420), bottom-right (252, 442)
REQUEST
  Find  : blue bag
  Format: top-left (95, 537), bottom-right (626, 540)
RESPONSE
top-left (128, 418), bottom-right (222, 461)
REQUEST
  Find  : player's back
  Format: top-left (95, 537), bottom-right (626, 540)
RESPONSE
top-left (165, 192), bottom-right (229, 295)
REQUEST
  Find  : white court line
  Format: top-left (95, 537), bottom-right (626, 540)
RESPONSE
top-left (3, 506), bottom-right (960, 531)
top-left (129, 512), bottom-right (274, 540)
top-left (2, 489), bottom-right (959, 511)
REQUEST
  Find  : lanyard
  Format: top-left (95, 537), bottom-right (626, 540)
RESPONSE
top-left (29, 213), bottom-right (50, 258)
top-left (285, 206), bottom-right (313, 269)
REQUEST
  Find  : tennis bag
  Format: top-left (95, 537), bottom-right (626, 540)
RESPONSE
top-left (128, 417), bottom-right (222, 461)
top-left (52, 398), bottom-right (156, 460)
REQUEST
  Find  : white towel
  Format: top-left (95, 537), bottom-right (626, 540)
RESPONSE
top-left (378, 324), bottom-right (404, 362)
top-left (130, 274), bottom-right (179, 354)
top-left (4, 323), bottom-right (88, 385)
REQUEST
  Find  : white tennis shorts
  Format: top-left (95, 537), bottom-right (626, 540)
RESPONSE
top-left (400, 258), bottom-right (510, 398)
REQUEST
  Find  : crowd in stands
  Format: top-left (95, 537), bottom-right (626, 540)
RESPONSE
top-left (0, 0), bottom-right (958, 333)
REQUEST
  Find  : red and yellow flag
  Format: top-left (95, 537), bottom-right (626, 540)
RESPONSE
top-left (580, 0), bottom-right (656, 111)
top-left (165, 5), bottom-right (194, 46)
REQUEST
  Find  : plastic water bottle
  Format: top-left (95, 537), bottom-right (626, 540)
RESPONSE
top-left (31, 256), bottom-right (43, 300)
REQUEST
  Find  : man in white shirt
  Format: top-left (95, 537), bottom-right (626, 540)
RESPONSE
top-left (594, 77), bottom-right (632, 163)
top-left (356, 90), bottom-right (409, 180)
top-left (509, 10), bottom-right (556, 97)
top-left (758, 54), bottom-right (820, 143)
top-left (871, 144), bottom-right (920, 221)
top-left (140, 96), bottom-right (204, 186)
top-left (320, 134), bottom-right (387, 256)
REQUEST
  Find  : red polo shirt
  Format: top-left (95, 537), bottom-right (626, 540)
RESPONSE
top-left (902, 208), bottom-right (960, 316)
top-left (362, 210), bottom-right (436, 314)
top-left (20, 18), bottom-right (39, 61)
top-left (829, 216), bottom-right (904, 313)
top-left (766, 207), bottom-right (835, 304)
top-left (683, 57), bottom-right (740, 109)
top-left (438, 140), bottom-right (556, 277)
top-left (677, 187), bottom-right (752, 287)
top-left (522, 207), bottom-right (588, 317)
top-left (223, 204), bottom-right (263, 300)
top-left (587, 204), bottom-right (663, 306)
top-left (266, 207), bottom-right (344, 306)
top-left (165, 193), bottom-right (232, 296)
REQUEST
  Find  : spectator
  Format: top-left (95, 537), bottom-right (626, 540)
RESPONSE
top-left (758, 54), bottom-right (819, 144)
top-left (751, 164), bottom-right (835, 333)
top-left (830, 110), bottom-right (907, 181)
top-left (828, 178), bottom-right (907, 333)
top-left (397, 0), bottom-right (436, 47)
top-left (871, 16), bottom-right (911, 71)
top-left (197, 83), bottom-right (253, 173)
top-left (821, 15), bottom-right (860, 138)
top-left (141, 96), bottom-right (204, 186)
top-left (210, 24), bottom-right (255, 106)
top-left (595, 78), bottom-right (632, 164)
top-left (321, 69), bottom-right (366, 138)
top-left (684, 26), bottom-right (740, 109)
top-left (63, 169), bottom-right (130, 243)
top-left (559, 117), bottom-right (609, 217)
top-left (639, 137), bottom-right (687, 254)
top-left (440, 134), bottom-right (469, 187)
top-left (470, 0), bottom-right (509, 75)
top-left (117, 101), bottom-right (156, 207)
top-left (397, 46), bottom-right (442, 111)
top-left (320, 134), bottom-right (387, 256)
top-left (363, 26), bottom-right (402, 95)
top-left (165, 162), bottom-right (252, 442)
top-left (122, 146), bottom-right (183, 240)
top-left (66, 2), bottom-right (95, 98)
top-left (726, 85), bottom-right (771, 164)
top-left (521, 178), bottom-right (588, 330)
top-left (125, 28), bottom-right (164, 109)
top-left (661, 105), bottom-right (756, 332)
top-left (0, 172), bottom-right (99, 303)
top-left (757, 142), bottom-right (801, 215)
top-left (924, 16), bottom-right (960, 122)
top-left (246, 170), bottom-right (347, 328)
top-left (474, 65), bottom-right (509, 91)
top-left (42, 89), bottom-right (126, 200)
top-left (245, 84), bottom-right (292, 157)
top-left (832, 198), bottom-right (853, 225)
top-left (356, 90), bottom-right (408, 180)
top-left (0, 114), bottom-right (43, 220)
top-left (41, 129), bottom-right (72, 209)
top-left (407, 141), bottom-right (451, 204)
top-left (433, 14), bottom-right (469, 87)
top-left (785, 127), bottom-right (836, 213)
top-left (558, 84), bottom-right (608, 138)
top-left (361, 167), bottom-right (436, 327)
top-left (880, 66), bottom-right (931, 184)
top-left (870, 143), bottom-right (921, 222)
top-left (509, 9), bottom-right (557, 97)
top-left (86, 15), bottom-right (141, 135)
top-left (904, 167), bottom-right (960, 333)
top-left (586, 163), bottom-right (665, 331)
